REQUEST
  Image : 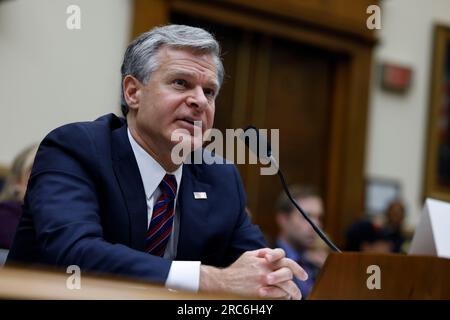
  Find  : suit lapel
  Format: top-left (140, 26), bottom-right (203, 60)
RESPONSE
top-left (111, 125), bottom-right (148, 251)
top-left (111, 125), bottom-right (213, 257)
top-left (176, 164), bottom-right (211, 260)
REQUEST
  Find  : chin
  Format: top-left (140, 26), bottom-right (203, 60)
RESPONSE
top-left (172, 134), bottom-right (203, 150)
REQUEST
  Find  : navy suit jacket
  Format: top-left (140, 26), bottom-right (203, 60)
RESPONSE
top-left (7, 114), bottom-right (266, 284)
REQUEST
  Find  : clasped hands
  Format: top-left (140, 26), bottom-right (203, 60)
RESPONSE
top-left (200, 248), bottom-right (308, 300)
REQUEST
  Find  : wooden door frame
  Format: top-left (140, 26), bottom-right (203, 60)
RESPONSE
top-left (131, 0), bottom-right (375, 247)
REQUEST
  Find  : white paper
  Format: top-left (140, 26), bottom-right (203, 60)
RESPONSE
top-left (409, 198), bottom-right (450, 259)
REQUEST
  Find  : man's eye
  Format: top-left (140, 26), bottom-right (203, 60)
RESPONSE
top-left (173, 79), bottom-right (187, 87)
top-left (204, 88), bottom-right (215, 98)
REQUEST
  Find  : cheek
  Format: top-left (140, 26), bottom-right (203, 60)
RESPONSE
top-left (148, 95), bottom-right (182, 121)
top-left (205, 105), bottom-right (215, 127)
top-left (295, 221), bottom-right (311, 234)
top-left (287, 219), bottom-right (302, 233)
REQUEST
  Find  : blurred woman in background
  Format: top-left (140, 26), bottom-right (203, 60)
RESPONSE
top-left (0, 144), bottom-right (38, 250)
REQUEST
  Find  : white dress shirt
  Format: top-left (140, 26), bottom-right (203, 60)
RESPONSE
top-left (127, 129), bottom-right (200, 292)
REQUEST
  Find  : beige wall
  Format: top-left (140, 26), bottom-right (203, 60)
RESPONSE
top-left (0, 0), bottom-right (132, 164)
top-left (366, 0), bottom-right (450, 228)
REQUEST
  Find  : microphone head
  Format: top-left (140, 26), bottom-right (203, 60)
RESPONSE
top-left (241, 125), bottom-right (272, 160)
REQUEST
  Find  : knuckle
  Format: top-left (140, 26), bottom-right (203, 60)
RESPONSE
top-left (291, 283), bottom-right (301, 299)
top-left (258, 272), bottom-right (268, 284)
top-left (286, 268), bottom-right (293, 279)
top-left (286, 280), bottom-right (296, 291)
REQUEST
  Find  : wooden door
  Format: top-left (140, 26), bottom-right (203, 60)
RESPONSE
top-left (171, 14), bottom-right (335, 243)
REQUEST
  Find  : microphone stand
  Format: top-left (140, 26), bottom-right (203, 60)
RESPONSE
top-left (271, 155), bottom-right (341, 253)
top-left (242, 125), bottom-right (341, 253)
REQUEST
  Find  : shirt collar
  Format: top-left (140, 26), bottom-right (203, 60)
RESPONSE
top-left (127, 128), bottom-right (182, 200)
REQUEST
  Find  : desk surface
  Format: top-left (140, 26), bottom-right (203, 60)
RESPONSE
top-left (0, 266), bottom-right (242, 300)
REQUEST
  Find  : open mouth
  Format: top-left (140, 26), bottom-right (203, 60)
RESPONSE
top-left (180, 118), bottom-right (202, 128)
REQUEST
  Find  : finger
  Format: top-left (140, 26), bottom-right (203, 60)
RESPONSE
top-left (272, 258), bottom-right (308, 281)
top-left (254, 248), bottom-right (285, 262)
top-left (273, 280), bottom-right (302, 300)
top-left (259, 285), bottom-right (290, 300)
top-left (255, 248), bottom-right (274, 258)
top-left (263, 248), bottom-right (286, 263)
top-left (266, 267), bottom-right (293, 285)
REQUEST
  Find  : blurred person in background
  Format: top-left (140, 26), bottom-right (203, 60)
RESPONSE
top-left (345, 219), bottom-right (394, 253)
top-left (0, 144), bottom-right (38, 250)
top-left (382, 199), bottom-right (407, 253)
top-left (275, 185), bottom-right (329, 299)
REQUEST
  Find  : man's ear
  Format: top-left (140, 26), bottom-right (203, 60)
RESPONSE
top-left (123, 75), bottom-right (142, 110)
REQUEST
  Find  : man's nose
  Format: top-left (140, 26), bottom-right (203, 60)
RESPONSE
top-left (186, 87), bottom-right (208, 111)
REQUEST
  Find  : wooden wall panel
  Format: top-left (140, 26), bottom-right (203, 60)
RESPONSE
top-left (213, 0), bottom-right (377, 43)
top-left (132, 0), bottom-right (170, 38)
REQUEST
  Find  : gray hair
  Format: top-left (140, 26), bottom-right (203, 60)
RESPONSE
top-left (120, 24), bottom-right (224, 116)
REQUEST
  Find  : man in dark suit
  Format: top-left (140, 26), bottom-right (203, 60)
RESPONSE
top-left (8, 25), bottom-right (306, 299)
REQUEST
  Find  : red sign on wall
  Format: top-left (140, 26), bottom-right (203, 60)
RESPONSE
top-left (381, 63), bottom-right (412, 92)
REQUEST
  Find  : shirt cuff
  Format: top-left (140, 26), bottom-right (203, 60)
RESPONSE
top-left (165, 260), bottom-right (201, 292)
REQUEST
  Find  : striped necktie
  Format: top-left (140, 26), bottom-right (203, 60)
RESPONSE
top-left (145, 174), bottom-right (177, 257)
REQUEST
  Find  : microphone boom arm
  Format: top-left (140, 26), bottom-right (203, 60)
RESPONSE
top-left (274, 158), bottom-right (341, 253)
top-left (243, 126), bottom-right (341, 253)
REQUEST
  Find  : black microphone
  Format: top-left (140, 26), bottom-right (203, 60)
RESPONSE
top-left (241, 125), bottom-right (341, 253)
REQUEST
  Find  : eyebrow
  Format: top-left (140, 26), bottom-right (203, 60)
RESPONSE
top-left (166, 70), bottom-right (219, 91)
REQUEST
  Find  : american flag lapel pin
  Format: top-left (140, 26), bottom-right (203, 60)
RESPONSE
top-left (193, 192), bottom-right (207, 200)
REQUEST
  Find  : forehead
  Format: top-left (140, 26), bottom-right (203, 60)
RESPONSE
top-left (295, 196), bottom-right (323, 217)
top-left (155, 46), bottom-right (218, 80)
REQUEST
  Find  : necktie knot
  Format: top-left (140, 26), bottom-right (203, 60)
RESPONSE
top-left (160, 174), bottom-right (177, 200)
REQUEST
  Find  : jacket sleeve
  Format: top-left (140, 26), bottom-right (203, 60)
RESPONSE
top-left (223, 164), bottom-right (267, 265)
top-left (14, 124), bottom-right (172, 284)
